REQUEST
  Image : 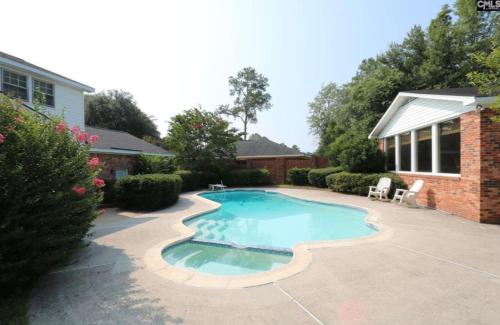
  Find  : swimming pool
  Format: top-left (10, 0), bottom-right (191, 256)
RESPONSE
top-left (162, 190), bottom-right (377, 276)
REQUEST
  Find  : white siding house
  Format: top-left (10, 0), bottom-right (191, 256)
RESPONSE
top-left (0, 51), bottom-right (94, 130)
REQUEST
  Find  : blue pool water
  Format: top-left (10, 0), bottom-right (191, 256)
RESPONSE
top-left (189, 190), bottom-right (376, 249)
top-left (162, 190), bottom-right (377, 275)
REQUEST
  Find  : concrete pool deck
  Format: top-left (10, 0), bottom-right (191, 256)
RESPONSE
top-left (29, 188), bottom-right (500, 324)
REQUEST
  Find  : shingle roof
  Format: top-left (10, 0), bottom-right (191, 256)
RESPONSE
top-left (402, 87), bottom-right (481, 97)
top-left (236, 136), bottom-right (304, 158)
top-left (0, 51), bottom-right (94, 91)
top-left (86, 126), bottom-right (173, 156)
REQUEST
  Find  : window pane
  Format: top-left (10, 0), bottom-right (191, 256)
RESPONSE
top-left (33, 79), bottom-right (55, 107)
top-left (440, 118), bottom-right (460, 173)
top-left (2, 70), bottom-right (28, 100)
top-left (417, 127), bottom-right (432, 172)
top-left (400, 132), bottom-right (411, 171)
top-left (387, 137), bottom-right (396, 170)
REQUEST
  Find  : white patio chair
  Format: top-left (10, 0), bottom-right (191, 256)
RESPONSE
top-left (392, 180), bottom-right (424, 207)
top-left (367, 177), bottom-right (391, 201)
top-left (209, 181), bottom-right (227, 191)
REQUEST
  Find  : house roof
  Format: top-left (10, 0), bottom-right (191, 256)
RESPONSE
top-left (368, 87), bottom-right (497, 139)
top-left (86, 126), bottom-right (173, 157)
top-left (0, 51), bottom-right (94, 92)
top-left (236, 136), bottom-right (305, 158)
top-left (401, 87), bottom-right (481, 97)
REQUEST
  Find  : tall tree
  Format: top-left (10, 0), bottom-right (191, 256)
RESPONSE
top-left (420, 5), bottom-right (462, 88)
top-left (164, 106), bottom-right (240, 170)
top-left (85, 90), bottom-right (160, 139)
top-left (217, 67), bottom-right (272, 140)
top-left (454, 0), bottom-right (496, 74)
top-left (307, 83), bottom-right (344, 137)
top-left (467, 42), bottom-right (500, 121)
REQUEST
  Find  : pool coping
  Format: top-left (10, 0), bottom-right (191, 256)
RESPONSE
top-left (144, 188), bottom-right (393, 289)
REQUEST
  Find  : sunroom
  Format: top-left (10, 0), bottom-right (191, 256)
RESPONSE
top-left (369, 88), bottom-right (499, 223)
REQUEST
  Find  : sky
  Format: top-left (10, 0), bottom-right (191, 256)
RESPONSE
top-left (2, 0), bottom-right (450, 152)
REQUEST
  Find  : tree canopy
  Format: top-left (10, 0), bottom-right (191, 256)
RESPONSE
top-left (164, 106), bottom-right (240, 171)
top-left (85, 90), bottom-right (160, 139)
top-left (217, 67), bottom-right (272, 140)
top-left (309, 0), bottom-right (498, 171)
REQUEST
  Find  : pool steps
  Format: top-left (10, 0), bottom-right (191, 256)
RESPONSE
top-left (190, 238), bottom-right (293, 255)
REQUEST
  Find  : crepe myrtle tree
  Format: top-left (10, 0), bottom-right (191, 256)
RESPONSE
top-left (0, 94), bottom-right (104, 292)
top-left (164, 106), bottom-right (240, 171)
top-left (217, 67), bottom-right (272, 140)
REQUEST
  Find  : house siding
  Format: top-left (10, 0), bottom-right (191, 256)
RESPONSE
top-left (379, 109), bottom-right (499, 223)
top-left (0, 64), bottom-right (86, 130)
top-left (379, 98), bottom-right (473, 138)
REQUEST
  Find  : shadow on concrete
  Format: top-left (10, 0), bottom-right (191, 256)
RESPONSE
top-left (90, 197), bottom-right (197, 239)
top-left (29, 244), bottom-right (183, 324)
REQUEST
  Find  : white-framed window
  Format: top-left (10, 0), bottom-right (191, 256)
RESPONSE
top-left (33, 79), bottom-right (55, 107)
top-left (439, 118), bottom-right (460, 174)
top-left (417, 127), bottom-right (432, 172)
top-left (383, 117), bottom-right (461, 176)
top-left (2, 69), bottom-right (28, 100)
top-left (387, 137), bottom-right (396, 171)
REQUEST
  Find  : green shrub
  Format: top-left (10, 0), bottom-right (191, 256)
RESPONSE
top-left (174, 170), bottom-right (199, 191)
top-left (327, 131), bottom-right (386, 173)
top-left (0, 95), bottom-right (101, 292)
top-left (115, 174), bottom-right (182, 210)
top-left (101, 179), bottom-right (116, 204)
top-left (287, 167), bottom-right (311, 185)
top-left (325, 172), bottom-right (406, 197)
top-left (308, 167), bottom-right (343, 187)
top-left (135, 154), bottom-right (175, 174)
top-left (223, 168), bottom-right (272, 186)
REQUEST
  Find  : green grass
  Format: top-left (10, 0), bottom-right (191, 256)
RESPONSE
top-left (0, 290), bottom-right (30, 325)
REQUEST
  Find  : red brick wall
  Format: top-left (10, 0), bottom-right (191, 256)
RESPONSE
top-left (242, 156), bottom-right (329, 184)
top-left (379, 109), bottom-right (500, 223)
top-left (480, 109), bottom-right (500, 223)
top-left (93, 153), bottom-right (137, 180)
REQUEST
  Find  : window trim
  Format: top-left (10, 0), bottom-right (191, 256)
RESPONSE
top-left (32, 77), bottom-right (55, 108)
top-left (1, 68), bottom-right (29, 101)
top-left (383, 117), bottom-right (461, 177)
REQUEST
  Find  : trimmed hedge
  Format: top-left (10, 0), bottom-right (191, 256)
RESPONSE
top-left (115, 174), bottom-right (182, 210)
top-left (325, 172), bottom-right (406, 197)
top-left (101, 179), bottom-right (116, 204)
top-left (175, 170), bottom-right (199, 191)
top-left (308, 167), bottom-right (343, 187)
top-left (223, 168), bottom-right (272, 186)
top-left (174, 170), bottom-right (218, 191)
top-left (287, 167), bottom-right (311, 185)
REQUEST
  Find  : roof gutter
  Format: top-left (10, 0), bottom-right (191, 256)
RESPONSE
top-left (90, 148), bottom-right (174, 157)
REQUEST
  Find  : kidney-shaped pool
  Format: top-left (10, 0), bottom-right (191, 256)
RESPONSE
top-left (162, 190), bottom-right (377, 276)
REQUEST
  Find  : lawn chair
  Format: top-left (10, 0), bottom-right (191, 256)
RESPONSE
top-left (209, 181), bottom-right (227, 191)
top-left (392, 180), bottom-right (424, 207)
top-left (367, 177), bottom-right (391, 201)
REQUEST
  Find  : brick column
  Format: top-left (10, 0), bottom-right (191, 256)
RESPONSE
top-left (480, 109), bottom-right (500, 223)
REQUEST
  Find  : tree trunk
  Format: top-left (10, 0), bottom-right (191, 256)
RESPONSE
top-left (243, 116), bottom-right (248, 140)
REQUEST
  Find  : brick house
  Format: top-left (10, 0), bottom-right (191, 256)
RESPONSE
top-left (369, 88), bottom-right (499, 223)
top-left (87, 126), bottom-right (173, 181)
top-left (236, 135), bottom-right (328, 184)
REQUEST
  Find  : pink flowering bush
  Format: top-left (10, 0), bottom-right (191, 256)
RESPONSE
top-left (0, 94), bottom-right (102, 292)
